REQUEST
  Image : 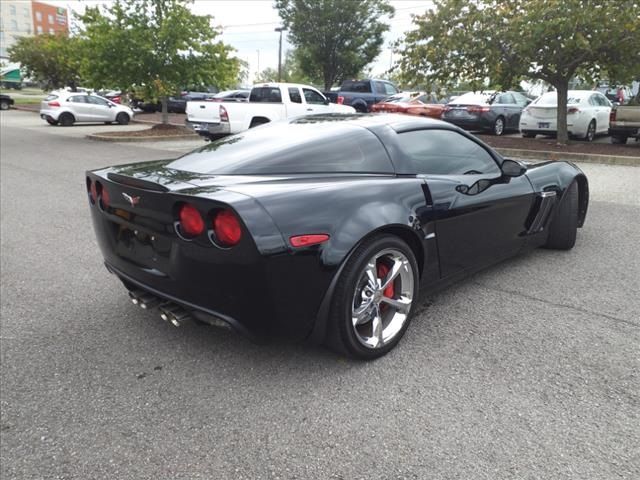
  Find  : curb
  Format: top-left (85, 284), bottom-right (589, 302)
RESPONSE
top-left (87, 133), bottom-right (200, 143)
top-left (495, 147), bottom-right (639, 166)
top-left (133, 118), bottom-right (185, 127)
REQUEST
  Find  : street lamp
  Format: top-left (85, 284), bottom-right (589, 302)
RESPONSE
top-left (275, 27), bottom-right (286, 82)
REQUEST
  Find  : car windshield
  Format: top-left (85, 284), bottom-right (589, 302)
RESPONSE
top-left (167, 121), bottom-right (394, 175)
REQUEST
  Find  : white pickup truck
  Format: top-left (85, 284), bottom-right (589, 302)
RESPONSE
top-left (185, 82), bottom-right (355, 139)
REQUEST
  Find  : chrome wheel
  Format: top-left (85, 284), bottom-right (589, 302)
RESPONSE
top-left (351, 248), bottom-right (414, 349)
top-left (586, 121), bottom-right (595, 142)
top-left (494, 117), bottom-right (505, 135)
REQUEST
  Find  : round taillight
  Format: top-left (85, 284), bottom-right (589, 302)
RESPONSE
top-left (213, 209), bottom-right (242, 247)
top-left (101, 186), bottom-right (110, 209)
top-left (179, 203), bottom-right (204, 237)
top-left (87, 178), bottom-right (95, 203)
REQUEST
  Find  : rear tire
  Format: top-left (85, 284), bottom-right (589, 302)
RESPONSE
top-left (327, 235), bottom-right (419, 360)
top-left (59, 113), bottom-right (74, 127)
top-left (46, 118), bottom-right (58, 125)
top-left (611, 135), bottom-right (628, 144)
top-left (493, 116), bottom-right (505, 135)
top-left (116, 113), bottom-right (130, 125)
top-left (544, 181), bottom-right (578, 250)
top-left (584, 120), bottom-right (596, 142)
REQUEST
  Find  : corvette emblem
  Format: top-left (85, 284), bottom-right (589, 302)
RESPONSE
top-left (122, 192), bottom-right (140, 207)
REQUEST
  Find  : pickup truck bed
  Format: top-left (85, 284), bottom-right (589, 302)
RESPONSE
top-left (609, 104), bottom-right (640, 144)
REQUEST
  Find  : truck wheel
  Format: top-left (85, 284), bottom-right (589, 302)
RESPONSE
top-left (353, 104), bottom-right (368, 113)
top-left (611, 135), bottom-right (628, 144)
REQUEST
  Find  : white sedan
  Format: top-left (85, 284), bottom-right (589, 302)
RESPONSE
top-left (40, 91), bottom-right (134, 127)
top-left (519, 90), bottom-right (612, 141)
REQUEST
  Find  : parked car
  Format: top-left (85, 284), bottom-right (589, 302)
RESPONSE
top-left (101, 90), bottom-right (123, 104)
top-left (86, 114), bottom-right (588, 359)
top-left (40, 91), bottom-right (134, 126)
top-left (185, 82), bottom-right (355, 140)
top-left (609, 102), bottom-right (640, 144)
top-left (596, 85), bottom-right (633, 105)
top-left (327, 79), bottom-right (400, 112)
top-left (441, 91), bottom-right (531, 135)
top-left (0, 94), bottom-right (15, 110)
top-left (208, 89), bottom-right (250, 102)
top-left (371, 92), bottom-right (447, 119)
top-left (167, 92), bottom-right (217, 114)
top-left (519, 90), bottom-right (612, 141)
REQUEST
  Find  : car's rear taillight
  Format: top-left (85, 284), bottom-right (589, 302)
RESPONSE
top-left (337, 96), bottom-right (344, 104)
top-left (100, 185), bottom-right (110, 209)
top-left (568, 107), bottom-right (580, 114)
top-left (610, 109), bottom-right (616, 122)
top-left (87, 177), bottom-right (96, 204)
top-left (48, 101), bottom-right (60, 107)
top-left (219, 105), bottom-right (229, 122)
top-left (290, 234), bottom-right (330, 248)
top-left (178, 203), bottom-right (204, 237)
top-left (467, 105), bottom-right (490, 113)
top-left (212, 209), bottom-right (242, 247)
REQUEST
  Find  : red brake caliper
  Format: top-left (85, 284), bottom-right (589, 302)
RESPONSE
top-left (377, 262), bottom-right (395, 299)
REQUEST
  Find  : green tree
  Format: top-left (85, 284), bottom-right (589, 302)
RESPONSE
top-left (398, 0), bottom-right (640, 144)
top-left (275, 0), bottom-right (394, 90)
top-left (8, 34), bottom-right (84, 90)
top-left (78, 0), bottom-right (241, 123)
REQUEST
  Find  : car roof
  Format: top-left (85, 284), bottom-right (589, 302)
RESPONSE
top-left (252, 82), bottom-right (322, 90)
top-left (290, 113), bottom-right (456, 132)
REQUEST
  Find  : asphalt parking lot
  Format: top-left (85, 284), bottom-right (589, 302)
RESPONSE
top-left (1, 110), bottom-right (639, 479)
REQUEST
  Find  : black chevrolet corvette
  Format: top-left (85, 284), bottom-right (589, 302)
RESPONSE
top-left (87, 114), bottom-right (588, 359)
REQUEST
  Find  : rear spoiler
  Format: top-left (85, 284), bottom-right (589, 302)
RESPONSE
top-left (107, 172), bottom-right (169, 192)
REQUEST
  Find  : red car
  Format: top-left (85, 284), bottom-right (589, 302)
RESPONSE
top-left (371, 92), bottom-right (447, 119)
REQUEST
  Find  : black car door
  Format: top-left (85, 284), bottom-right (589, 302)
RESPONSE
top-left (397, 128), bottom-right (536, 278)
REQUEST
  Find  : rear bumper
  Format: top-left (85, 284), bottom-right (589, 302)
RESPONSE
top-left (185, 120), bottom-right (230, 136)
top-left (442, 116), bottom-right (492, 130)
top-left (609, 126), bottom-right (639, 138)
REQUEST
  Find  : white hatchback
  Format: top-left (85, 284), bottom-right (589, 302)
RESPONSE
top-left (519, 90), bottom-right (612, 141)
top-left (40, 91), bottom-right (134, 127)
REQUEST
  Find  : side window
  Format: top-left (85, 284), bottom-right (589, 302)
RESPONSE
top-left (374, 82), bottom-right (386, 95)
top-left (69, 96), bottom-right (87, 103)
top-left (302, 88), bottom-right (326, 105)
top-left (495, 93), bottom-right (515, 104)
top-left (589, 95), bottom-right (599, 106)
top-left (513, 92), bottom-right (529, 106)
top-left (384, 83), bottom-right (398, 95)
top-left (598, 94), bottom-right (611, 106)
top-left (87, 96), bottom-right (109, 106)
top-left (397, 129), bottom-right (501, 175)
top-left (288, 87), bottom-right (302, 104)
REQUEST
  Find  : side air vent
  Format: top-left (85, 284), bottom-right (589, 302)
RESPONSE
top-left (527, 191), bottom-right (557, 234)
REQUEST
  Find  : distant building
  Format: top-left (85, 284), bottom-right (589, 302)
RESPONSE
top-left (0, 1), bottom-right (68, 59)
top-left (31, 1), bottom-right (68, 37)
top-left (0, 1), bottom-right (34, 58)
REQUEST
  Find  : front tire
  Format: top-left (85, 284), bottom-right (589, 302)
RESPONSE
top-left (116, 113), bottom-right (130, 125)
top-left (0, 100), bottom-right (9, 111)
top-left (328, 235), bottom-right (419, 359)
top-left (545, 181), bottom-right (578, 250)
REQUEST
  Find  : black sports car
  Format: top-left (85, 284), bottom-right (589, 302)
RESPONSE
top-left (87, 114), bottom-right (588, 359)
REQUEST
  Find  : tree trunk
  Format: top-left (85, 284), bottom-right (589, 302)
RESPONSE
top-left (161, 96), bottom-right (169, 125)
top-left (555, 80), bottom-right (569, 145)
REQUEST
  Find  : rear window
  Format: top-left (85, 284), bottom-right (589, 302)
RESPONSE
top-left (167, 122), bottom-right (394, 175)
top-left (341, 81), bottom-right (372, 93)
top-left (249, 87), bottom-right (282, 103)
top-left (45, 94), bottom-right (59, 101)
top-left (450, 92), bottom-right (493, 105)
top-left (535, 93), bottom-right (583, 105)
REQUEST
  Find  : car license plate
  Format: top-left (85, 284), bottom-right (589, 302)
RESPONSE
top-left (452, 109), bottom-right (462, 116)
top-left (538, 122), bottom-right (550, 129)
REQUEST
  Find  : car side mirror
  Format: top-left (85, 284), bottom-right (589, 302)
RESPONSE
top-left (324, 98), bottom-right (330, 105)
top-left (501, 159), bottom-right (527, 177)
top-left (525, 99), bottom-right (532, 106)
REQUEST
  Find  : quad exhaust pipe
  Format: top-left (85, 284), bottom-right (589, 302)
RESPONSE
top-left (128, 289), bottom-right (192, 327)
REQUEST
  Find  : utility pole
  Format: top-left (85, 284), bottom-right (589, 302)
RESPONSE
top-left (256, 49), bottom-right (260, 81)
top-left (275, 27), bottom-right (285, 82)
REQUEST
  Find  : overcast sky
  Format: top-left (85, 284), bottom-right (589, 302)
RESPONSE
top-left (47, 0), bottom-right (434, 83)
